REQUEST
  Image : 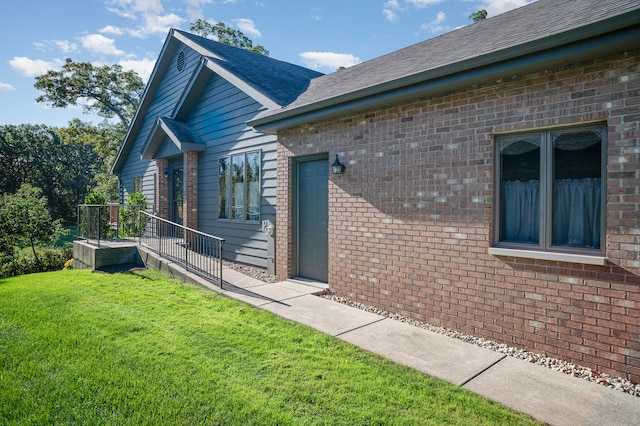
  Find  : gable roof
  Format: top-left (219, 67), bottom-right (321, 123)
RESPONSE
top-left (112, 29), bottom-right (323, 173)
top-left (140, 117), bottom-right (205, 160)
top-left (174, 30), bottom-right (323, 107)
top-left (250, 0), bottom-right (640, 133)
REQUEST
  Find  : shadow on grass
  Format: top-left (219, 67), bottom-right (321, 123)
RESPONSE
top-left (94, 265), bottom-right (291, 307)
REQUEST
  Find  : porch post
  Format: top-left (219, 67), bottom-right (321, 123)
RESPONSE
top-left (156, 158), bottom-right (169, 219)
top-left (183, 151), bottom-right (198, 230)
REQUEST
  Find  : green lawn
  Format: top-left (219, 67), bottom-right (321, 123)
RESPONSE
top-left (0, 270), bottom-right (541, 425)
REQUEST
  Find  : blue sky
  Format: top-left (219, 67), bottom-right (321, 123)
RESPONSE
top-left (1, 0), bottom-right (534, 127)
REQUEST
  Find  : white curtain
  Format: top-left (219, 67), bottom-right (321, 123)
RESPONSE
top-left (552, 178), bottom-right (601, 248)
top-left (502, 178), bottom-right (601, 248)
top-left (502, 180), bottom-right (540, 243)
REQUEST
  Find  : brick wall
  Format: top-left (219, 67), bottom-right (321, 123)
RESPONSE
top-left (276, 49), bottom-right (640, 381)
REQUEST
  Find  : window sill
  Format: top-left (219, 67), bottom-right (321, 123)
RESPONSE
top-left (488, 247), bottom-right (607, 266)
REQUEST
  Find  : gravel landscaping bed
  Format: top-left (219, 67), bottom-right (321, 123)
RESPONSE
top-left (223, 260), bottom-right (278, 283)
top-left (222, 260), bottom-right (639, 398)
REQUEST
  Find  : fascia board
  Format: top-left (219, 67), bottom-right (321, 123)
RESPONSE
top-left (201, 57), bottom-right (279, 110)
top-left (139, 118), bottom-right (163, 160)
top-left (140, 117), bottom-right (205, 160)
top-left (250, 12), bottom-right (640, 133)
top-left (112, 29), bottom-right (181, 173)
top-left (172, 31), bottom-right (280, 111)
top-left (171, 58), bottom-right (210, 121)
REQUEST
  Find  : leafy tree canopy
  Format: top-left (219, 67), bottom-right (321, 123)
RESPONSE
top-left (34, 58), bottom-right (144, 127)
top-left (0, 124), bottom-right (103, 222)
top-left (57, 118), bottom-right (126, 168)
top-left (190, 19), bottom-right (269, 56)
top-left (0, 184), bottom-right (65, 265)
top-left (469, 9), bottom-right (488, 22)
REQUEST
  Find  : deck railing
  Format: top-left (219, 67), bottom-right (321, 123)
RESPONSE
top-left (139, 211), bottom-right (225, 286)
top-left (77, 203), bottom-right (149, 247)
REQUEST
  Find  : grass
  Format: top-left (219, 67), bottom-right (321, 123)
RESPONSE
top-left (0, 270), bottom-right (541, 425)
top-left (55, 225), bottom-right (78, 248)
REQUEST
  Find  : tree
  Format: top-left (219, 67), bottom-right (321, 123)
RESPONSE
top-left (34, 58), bottom-right (144, 127)
top-left (88, 172), bottom-right (120, 204)
top-left (190, 19), bottom-right (269, 56)
top-left (58, 119), bottom-right (124, 204)
top-left (0, 124), bottom-right (103, 222)
top-left (469, 9), bottom-right (488, 22)
top-left (0, 184), bottom-right (65, 266)
top-left (58, 118), bottom-right (126, 168)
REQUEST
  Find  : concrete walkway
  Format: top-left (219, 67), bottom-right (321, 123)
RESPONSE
top-left (138, 247), bottom-right (640, 426)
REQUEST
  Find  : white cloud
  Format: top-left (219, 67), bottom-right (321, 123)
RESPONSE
top-left (118, 58), bottom-right (156, 82)
top-left (478, 0), bottom-right (535, 17)
top-left (311, 6), bottom-right (322, 21)
top-left (133, 13), bottom-right (183, 37)
top-left (55, 40), bottom-right (78, 53)
top-left (9, 57), bottom-right (61, 77)
top-left (234, 18), bottom-right (261, 38)
top-left (406, 0), bottom-right (443, 8)
top-left (299, 51), bottom-right (361, 71)
top-left (385, 0), bottom-right (443, 22)
top-left (107, 0), bottom-right (163, 16)
top-left (100, 25), bottom-right (124, 35)
top-left (420, 11), bottom-right (448, 33)
top-left (184, 0), bottom-right (214, 20)
top-left (82, 34), bottom-right (125, 56)
top-left (383, 0), bottom-right (402, 22)
top-left (106, 0), bottom-right (184, 38)
top-left (0, 82), bottom-right (15, 91)
top-left (33, 40), bottom-right (77, 53)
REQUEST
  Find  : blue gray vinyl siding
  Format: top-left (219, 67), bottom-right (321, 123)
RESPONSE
top-left (187, 73), bottom-right (276, 268)
top-left (118, 47), bottom-right (202, 205)
top-left (118, 46), bottom-right (276, 268)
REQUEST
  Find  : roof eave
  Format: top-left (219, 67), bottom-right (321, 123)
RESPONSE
top-left (172, 31), bottom-right (281, 111)
top-left (112, 29), bottom-right (180, 173)
top-left (250, 11), bottom-right (640, 134)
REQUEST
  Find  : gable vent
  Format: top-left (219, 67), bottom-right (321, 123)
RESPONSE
top-left (177, 51), bottom-right (186, 72)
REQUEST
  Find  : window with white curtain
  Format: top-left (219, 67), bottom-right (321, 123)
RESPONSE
top-left (218, 150), bottom-right (261, 222)
top-left (495, 125), bottom-right (605, 254)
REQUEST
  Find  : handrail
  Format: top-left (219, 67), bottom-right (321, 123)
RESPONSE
top-left (77, 203), bottom-right (149, 247)
top-left (139, 211), bottom-right (225, 287)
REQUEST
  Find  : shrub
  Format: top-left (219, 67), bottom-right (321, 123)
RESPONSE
top-left (119, 192), bottom-right (148, 238)
top-left (0, 248), bottom-right (72, 278)
top-left (63, 258), bottom-right (74, 270)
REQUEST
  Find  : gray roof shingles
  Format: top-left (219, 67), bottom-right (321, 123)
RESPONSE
top-left (175, 30), bottom-right (324, 107)
top-left (274, 0), bottom-right (640, 114)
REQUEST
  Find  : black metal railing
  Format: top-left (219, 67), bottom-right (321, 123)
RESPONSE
top-left (77, 203), bottom-right (150, 247)
top-left (139, 211), bottom-right (225, 286)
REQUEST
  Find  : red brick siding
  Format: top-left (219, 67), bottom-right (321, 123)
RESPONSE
top-left (276, 49), bottom-right (640, 381)
top-left (156, 158), bottom-right (169, 219)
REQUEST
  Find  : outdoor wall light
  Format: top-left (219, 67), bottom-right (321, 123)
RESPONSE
top-left (331, 154), bottom-right (345, 175)
top-left (163, 168), bottom-right (169, 179)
